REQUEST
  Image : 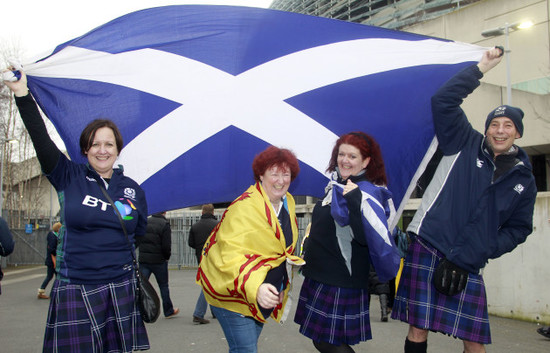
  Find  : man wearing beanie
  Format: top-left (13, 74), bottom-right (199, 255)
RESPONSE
top-left (392, 48), bottom-right (537, 353)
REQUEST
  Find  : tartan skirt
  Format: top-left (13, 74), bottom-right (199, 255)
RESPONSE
top-left (294, 277), bottom-right (371, 346)
top-left (391, 236), bottom-right (491, 344)
top-left (43, 275), bottom-right (149, 353)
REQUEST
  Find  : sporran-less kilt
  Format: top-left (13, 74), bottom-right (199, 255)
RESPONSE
top-left (391, 235), bottom-right (491, 344)
top-left (43, 274), bottom-right (149, 352)
top-left (294, 277), bottom-right (371, 346)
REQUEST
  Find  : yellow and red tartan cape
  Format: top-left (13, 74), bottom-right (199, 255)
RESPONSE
top-left (196, 182), bottom-right (304, 323)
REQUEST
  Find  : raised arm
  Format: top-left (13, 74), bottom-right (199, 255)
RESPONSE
top-left (431, 47), bottom-right (503, 154)
top-left (3, 70), bottom-right (61, 174)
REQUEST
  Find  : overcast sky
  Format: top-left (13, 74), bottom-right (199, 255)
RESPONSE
top-left (1, 0), bottom-right (273, 63)
top-left (0, 1), bottom-right (273, 154)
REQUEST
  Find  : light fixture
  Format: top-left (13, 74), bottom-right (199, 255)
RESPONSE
top-left (481, 20), bottom-right (534, 37)
top-left (481, 20), bottom-right (533, 104)
top-left (516, 20), bottom-right (534, 30)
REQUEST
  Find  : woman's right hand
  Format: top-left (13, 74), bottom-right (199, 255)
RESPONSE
top-left (3, 68), bottom-right (29, 97)
top-left (343, 179), bottom-right (359, 195)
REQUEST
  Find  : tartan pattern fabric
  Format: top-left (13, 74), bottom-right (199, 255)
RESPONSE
top-left (391, 236), bottom-right (491, 344)
top-left (294, 277), bottom-right (371, 346)
top-left (43, 276), bottom-right (149, 352)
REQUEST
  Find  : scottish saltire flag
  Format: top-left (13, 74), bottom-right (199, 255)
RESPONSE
top-left (21, 5), bottom-right (485, 217)
top-left (330, 177), bottom-right (400, 281)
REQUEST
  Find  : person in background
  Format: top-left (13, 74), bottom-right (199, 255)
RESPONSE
top-left (37, 222), bottom-right (62, 299)
top-left (387, 226), bottom-right (409, 311)
top-left (391, 48), bottom-right (537, 353)
top-left (538, 326), bottom-right (550, 339)
top-left (0, 217), bottom-right (15, 295)
top-left (197, 146), bottom-right (304, 353)
top-left (294, 131), bottom-right (397, 353)
top-left (188, 203), bottom-right (219, 325)
top-left (4, 70), bottom-right (150, 352)
top-left (299, 222), bottom-right (311, 258)
top-left (369, 264), bottom-right (391, 322)
top-left (136, 211), bottom-right (179, 319)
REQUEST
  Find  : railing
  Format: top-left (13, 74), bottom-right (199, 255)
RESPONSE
top-left (167, 210), bottom-right (312, 269)
top-left (3, 211), bottom-right (313, 268)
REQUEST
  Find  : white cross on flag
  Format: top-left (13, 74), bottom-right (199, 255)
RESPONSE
top-left (23, 5), bottom-right (485, 217)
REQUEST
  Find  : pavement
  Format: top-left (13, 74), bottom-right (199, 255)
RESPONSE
top-left (1, 266), bottom-right (548, 352)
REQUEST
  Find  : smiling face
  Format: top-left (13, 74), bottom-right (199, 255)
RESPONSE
top-left (260, 165), bottom-right (291, 205)
top-left (85, 127), bottom-right (118, 178)
top-left (337, 143), bottom-right (370, 180)
top-left (485, 117), bottom-right (520, 157)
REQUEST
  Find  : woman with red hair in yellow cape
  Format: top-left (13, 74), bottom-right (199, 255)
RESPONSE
top-left (197, 146), bottom-right (304, 353)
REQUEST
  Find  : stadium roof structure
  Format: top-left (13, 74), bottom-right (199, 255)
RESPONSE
top-left (270, 0), bottom-right (482, 29)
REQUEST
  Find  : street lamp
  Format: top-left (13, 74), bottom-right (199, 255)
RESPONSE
top-left (0, 138), bottom-right (18, 217)
top-left (481, 20), bottom-right (533, 105)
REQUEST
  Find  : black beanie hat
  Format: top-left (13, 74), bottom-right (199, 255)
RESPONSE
top-left (485, 105), bottom-right (524, 137)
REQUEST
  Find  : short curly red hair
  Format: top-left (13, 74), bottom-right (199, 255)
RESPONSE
top-left (252, 146), bottom-right (300, 182)
top-left (327, 131), bottom-right (388, 186)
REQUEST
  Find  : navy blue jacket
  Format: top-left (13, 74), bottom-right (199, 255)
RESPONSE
top-left (407, 64), bottom-right (537, 273)
top-left (48, 155), bottom-right (148, 284)
top-left (0, 217), bottom-right (14, 290)
top-left (45, 231), bottom-right (58, 267)
top-left (0, 217), bottom-right (14, 257)
top-left (15, 94), bottom-right (148, 284)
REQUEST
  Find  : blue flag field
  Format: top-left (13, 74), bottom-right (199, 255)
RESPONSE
top-left (22, 5), bottom-right (485, 220)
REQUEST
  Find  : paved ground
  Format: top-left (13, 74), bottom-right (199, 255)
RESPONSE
top-left (1, 266), bottom-right (548, 352)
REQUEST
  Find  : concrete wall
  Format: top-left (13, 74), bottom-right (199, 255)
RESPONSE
top-left (483, 192), bottom-right (550, 324)
top-left (404, 0), bottom-right (550, 151)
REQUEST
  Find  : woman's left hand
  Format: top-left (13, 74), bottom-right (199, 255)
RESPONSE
top-left (257, 283), bottom-right (282, 309)
top-left (343, 179), bottom-right (358, 195)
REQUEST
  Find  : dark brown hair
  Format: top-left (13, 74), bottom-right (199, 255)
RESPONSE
top-left (252, 146), bottom-right (300, 182)
top-left (327, 131), bottom-right (388, 186)
top-left (201, 204), bottom-right (215, 215)
top-left (79, 119), bottom-right (124, 155)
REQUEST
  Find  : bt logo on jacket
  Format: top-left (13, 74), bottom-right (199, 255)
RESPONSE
top-left (81, 195), bottom-right (137, 221)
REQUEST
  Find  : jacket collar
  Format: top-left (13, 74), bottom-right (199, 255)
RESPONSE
top-left (200, 213), bottom-right (217, 220)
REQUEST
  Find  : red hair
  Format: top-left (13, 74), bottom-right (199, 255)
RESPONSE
top-left (327, 132), bottom-right (388, 186)
top-left (252, 146), bottom-right (300, 182)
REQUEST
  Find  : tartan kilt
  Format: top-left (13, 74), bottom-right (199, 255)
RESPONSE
top-left (43, 274), bottom-right (149, 353)
top-left (294, 277), bottom-right (371, 346)
top-left (391, 236), bottom-right (491, 344)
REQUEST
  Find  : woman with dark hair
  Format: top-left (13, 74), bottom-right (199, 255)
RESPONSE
top-left (294, 132), bottom-right (399, 353)
top-left (197, 145), bottom-right (304, 353)
top-left (5, 71), bottom-right (149, 352)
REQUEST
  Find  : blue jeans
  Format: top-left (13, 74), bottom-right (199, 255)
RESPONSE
top-left (40, 264), bottom-right (56, 290)
top-left (193, 290), bottom-right (208, 318)
top-left (211, 306), bottom-right (264, 353)
top-left (139, 262), bottom-right (176, 317)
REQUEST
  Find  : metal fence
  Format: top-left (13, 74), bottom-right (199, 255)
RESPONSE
top-left (167, 210), bottom-right (312, 269)
top-left (3, 211), bottom-right (313, 268)
top-left (3, 228), bottom-right (48, 266)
